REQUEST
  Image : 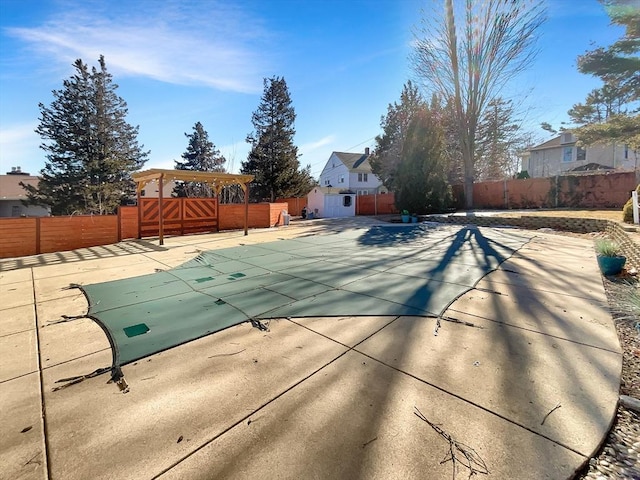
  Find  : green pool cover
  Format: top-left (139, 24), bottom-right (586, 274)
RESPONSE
top-left (77, 223), bottom-right (532, 384)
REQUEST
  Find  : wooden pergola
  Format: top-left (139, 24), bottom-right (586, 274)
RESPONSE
top-left (131, 169), bottom-right (254, 245)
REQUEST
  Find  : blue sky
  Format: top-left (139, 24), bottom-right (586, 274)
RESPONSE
top-left (0, 0), bottom-right (624, 179)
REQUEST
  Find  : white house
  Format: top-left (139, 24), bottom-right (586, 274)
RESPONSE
top-left (0, 167), bottom-right (50, 217)
top-left (522, 132), bottom-right (637, 178)
top-left (318, 149), bottom-right (387, 196)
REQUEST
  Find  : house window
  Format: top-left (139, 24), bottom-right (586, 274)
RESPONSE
top-left (324, 179), bottom-right (330, 185)
top-left (358, 173), bottom-right (362, 182)
top-left (563, 146), bottom-right (573, 163)
top-left (11, 205), bottom-right (21, 217)
top-left (363, 173), bottom-right (368, 182)
top-left (625, 144), bottom-right (629, 159)
top-left (357, 190), bottom-right (369, 195)
top-left (140, 189), bottom-right (146, 196)
top-left (343, 195), bottom-right (352, 207)
top-left (577, 147), bottom-right (586, 161)
top-left (339, 175), bottom-right (345, 183)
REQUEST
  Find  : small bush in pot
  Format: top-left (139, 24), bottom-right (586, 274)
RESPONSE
top-left (595, 239), bottom-right (626, 276)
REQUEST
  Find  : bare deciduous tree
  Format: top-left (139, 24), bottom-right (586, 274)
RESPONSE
top-left (412, 0), bottom-right (545, 208)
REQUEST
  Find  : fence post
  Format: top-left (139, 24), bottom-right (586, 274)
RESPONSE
top-left (633, 190), bottom-right (639, 224)
top-left (35, 217), bottom-right (41, 255)
top-left (374, 193), bottom-right (378, 216)
top-left (117, 206), bottom-right (122, 242)
top-left (504, 179), bottom-right (508, 209)
top-left (555, 176), bottom-right (559, 208)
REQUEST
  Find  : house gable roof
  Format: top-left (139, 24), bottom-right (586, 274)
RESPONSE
top-left (529, 134), bottom-right (578, 152)
top-left (332, 152), bottom-right (372, 173)
top-left (0, 175), bottom-right (39, 200)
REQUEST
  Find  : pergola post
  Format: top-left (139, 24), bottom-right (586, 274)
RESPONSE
top-left (214, 184), bottom-right (222, 233)
top-left (158, 174), bottom-right (165, 246)
top-left (244, 182), bottom-right (250, 236)
top-left (137, 186), bottom-right (142, 239)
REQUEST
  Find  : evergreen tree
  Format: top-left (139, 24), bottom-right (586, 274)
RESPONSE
top-left (24, 56), bottom-right (148, 215)
top-left (571, 1), bottom-right (639, 150)
top-left (395, 108), bottom-right (453, 214)
top-left (370, 81), bottom-right (426, 191)
top-left (173, 122), bottom-right (226, 197)
top-left (241, 76), bottom-right (314, 202)
top-left (577, 1), bottom-right (639, 102)
top-left (475, 98), bottom-right (524, 180)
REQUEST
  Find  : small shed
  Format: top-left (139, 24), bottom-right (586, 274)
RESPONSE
top-left (307, 186), bottom-right (355, 218)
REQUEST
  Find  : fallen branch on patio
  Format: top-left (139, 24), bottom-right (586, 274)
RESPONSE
top-left (414, 406), bottom-right (489, 479)
top-left (540, 402), bottom-right (561, 425)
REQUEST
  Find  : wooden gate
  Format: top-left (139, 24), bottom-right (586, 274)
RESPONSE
top-left (139, 197), bottom-right (218, 237)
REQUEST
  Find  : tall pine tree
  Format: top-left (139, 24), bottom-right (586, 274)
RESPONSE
top-left (24, 56), bottom-right (148, 215)
top-left (173, 122), bottom-right (226, 197)
top-left (395, 108), bottom-right (453, 214)
top-left (241, 76), bottom-right (314, 202)
top-left (370, 80), bottom-right (426, 191)
top-left (475, 98), bottom-right (524, 181)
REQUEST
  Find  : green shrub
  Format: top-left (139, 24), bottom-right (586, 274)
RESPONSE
top-left (595, 239), bottom-right (621, 257)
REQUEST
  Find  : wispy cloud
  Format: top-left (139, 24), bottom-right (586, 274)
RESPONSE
top-left (6, 1), bottom-right (273, 93)
top-left (299, 134), bottom-right (336, 155)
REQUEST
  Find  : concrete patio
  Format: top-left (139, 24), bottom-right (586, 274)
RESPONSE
top-left (0, 217), bottom-right (622, 480)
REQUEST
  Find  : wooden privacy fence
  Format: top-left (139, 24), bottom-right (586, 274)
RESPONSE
top-left (355, 172), bottom-right (636, 213)
top-left (0, 202), bottom-right (288, 259)
top-left (467, 171), bottom-right (637, 209)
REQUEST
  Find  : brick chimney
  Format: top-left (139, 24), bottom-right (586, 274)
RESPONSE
top-left (7, 166), bottom-right (29, 175)
top-left (364, 147), bottom-right (370, 155)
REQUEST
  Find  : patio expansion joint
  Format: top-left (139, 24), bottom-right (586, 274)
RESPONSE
top-left (30, 267), bottom-right (52, 480)
top-left (0, 327), bottom-right (35, 339)
top-left (149, 315), bottom-right (403, 480)
top-left (0, 369), bottom-right (39, 385)
top-left (42, 346), bottom-right (112, 372)
top-left (444, 309), bottom-right (622, 356)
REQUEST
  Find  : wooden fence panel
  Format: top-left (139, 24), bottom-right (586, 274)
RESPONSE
top-left (219, 203), bottom-right (287, 230)
top-left (506, 177), bottom-right (553, 208)
top-left (0, 218), bottom-right (37, 258)
top-left (139, 198), bottom-right (218, 236)
top-left (356, 193), bottom-right (397, 215)
top-left (119, 206), bottom-right (138, 239)
top-left (275, 197), bottom-right (307, 216)
top-left (39, 216), bottom-right (118, 254)
top-left (183, 198), bottom-right (217, 234)
top-left (557, 171), bottom-right (636, 208)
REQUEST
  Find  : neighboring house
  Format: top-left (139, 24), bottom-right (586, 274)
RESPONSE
top-left (521, 132), bottom-right (637, 178)
top-left (0, 167), bottom-right (50, 217)
top-left (138, 179), bottom-right (178, 198)
top-left (318, 149), bottom-right (387, 196)
top-left (307, 186), bottom-right (355, 218)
